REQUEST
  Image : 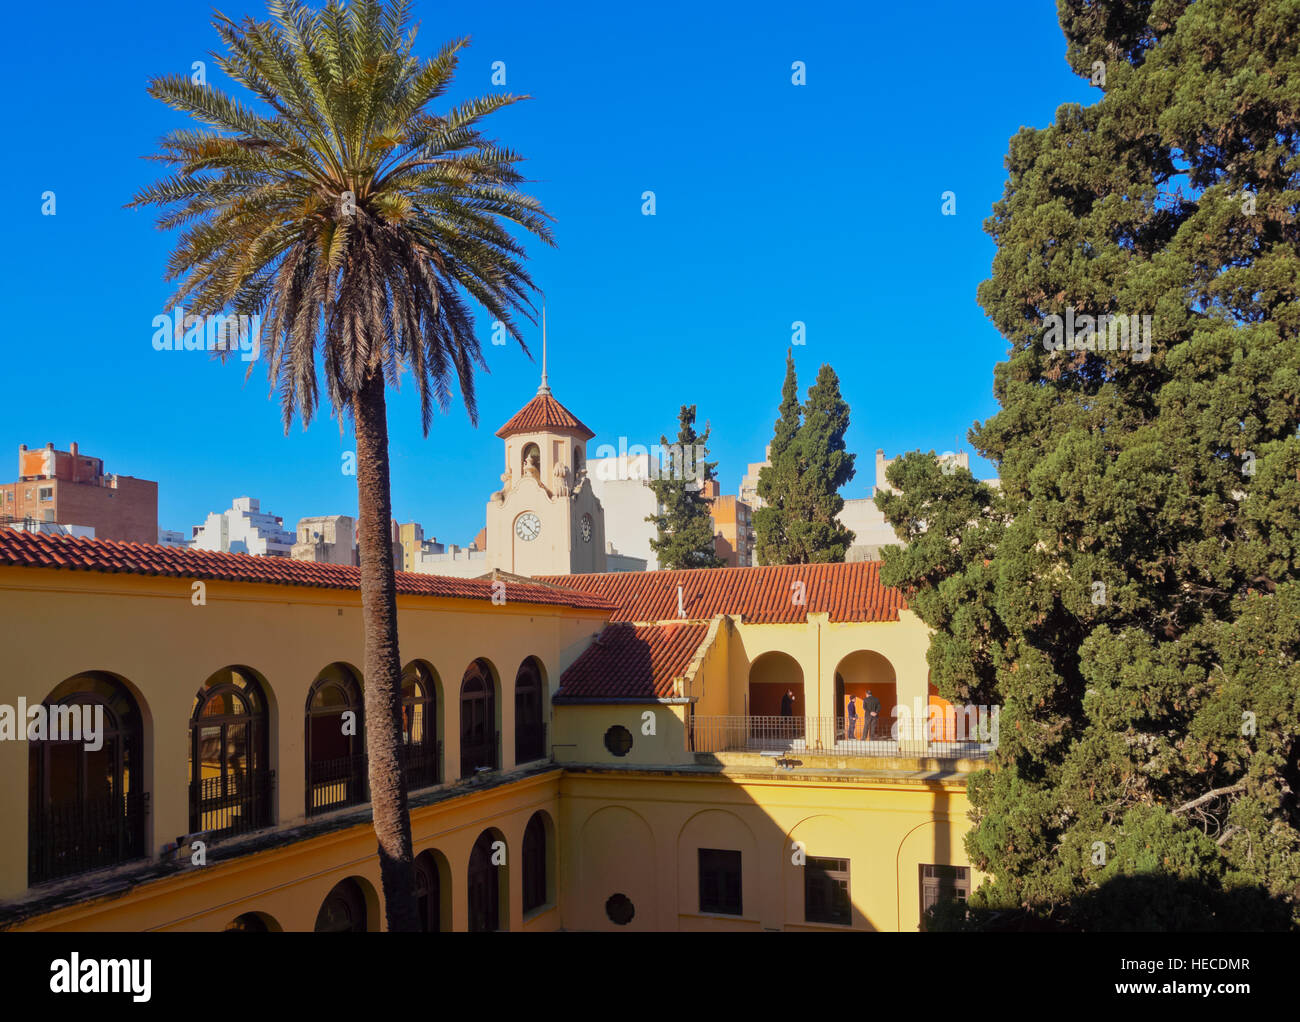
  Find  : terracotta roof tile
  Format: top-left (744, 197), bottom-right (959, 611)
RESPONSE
top-left (496, 391), bottom-right (594, 440)
top-left (0, 530), bottom-right (615, 613)
top-left (556, 622), bottom-right (709, 700)
top-left (537, 561), bottom-right (906, 624)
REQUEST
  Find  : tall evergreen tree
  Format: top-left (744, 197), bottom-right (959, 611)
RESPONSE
top-left (755, 357), bottom-right (857, 564)
top-left (754, 351), bottom-right (802, 564)
top-left (647, 405), bottom-right (725, 569)
top-left (789, 365), bottom-right (856, 562)
top-left (879, 0), bottom-right (1300, 929)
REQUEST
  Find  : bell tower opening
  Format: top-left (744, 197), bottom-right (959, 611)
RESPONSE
top-left (521, 443), bottom-right (541, 480)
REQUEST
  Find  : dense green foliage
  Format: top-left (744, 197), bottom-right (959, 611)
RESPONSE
top-left (647, 405), bottom-right (725, 569)
top-left (754, 355), bottom-right (857, 563)
top-left (754, 352), bottom-right (803, 564)
top-left (879, 0), bottom-right (1300, 929)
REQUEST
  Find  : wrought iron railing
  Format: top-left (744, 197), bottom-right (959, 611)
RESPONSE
top-left (29, 790), bottom-right (148, 885)
top-left (460, 730), bottom-right (500, 777)
top-left (516, 721), bottom-right (547, 764)
top-left (688, 715), bottom-right (993, 759)
top-left (307, 753), bottom-right (368, 816)
top-left (189, 768), bottom-right (274, 837)
top-left (400, 739), bottom-right (442, 791)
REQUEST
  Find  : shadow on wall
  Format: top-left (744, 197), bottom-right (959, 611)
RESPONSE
top-left (926, 873), bottom-right (1295, 932)
top-left (569, 700), bottom-right (970, 931)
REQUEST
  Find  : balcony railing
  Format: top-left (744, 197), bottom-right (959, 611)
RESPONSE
top-left (461, 730), bottom-right (500, 777)
top-left (399, 739), bottom-right (443, 792)
top-left (29, 790), bottom-right (148, 885)
top-left (688, 715), bottom-right (993, 760)
top-left (190, 768), bottom-right (274, 837)
top-left (516, 721), bottom-right (547, 764)
top-left (307, 753), bottom-right (368, 816)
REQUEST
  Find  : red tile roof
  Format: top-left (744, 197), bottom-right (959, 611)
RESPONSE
top-left (556, 622), bottom-right (709, 700)
top-left (537, 561), bottom-right (906, 624)
top-left (0, 529), bottom-right (615, 613)
top-left (496, 390), bottom-right (595, 440)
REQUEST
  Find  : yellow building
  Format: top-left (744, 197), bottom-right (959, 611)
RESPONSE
top-left (0, 529), bottom-right (985, 932)
top-left (0, 380), bottom-right (988, 933)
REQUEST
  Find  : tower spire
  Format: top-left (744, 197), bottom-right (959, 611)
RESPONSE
top-left (538, 305), bottom-right (550, 395)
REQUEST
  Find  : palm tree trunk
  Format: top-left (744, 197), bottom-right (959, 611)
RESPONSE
top-left (352, 368), bottom-right (420, 932)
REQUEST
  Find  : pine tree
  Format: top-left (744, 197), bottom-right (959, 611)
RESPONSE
top-left (754, 351), bottom-right (802, 564)
top-left (789, 365), bottom-right (856, 562)
top-left (647, 405), bottom-right (725, 570)
top-left (879, 0), bottom-right (1300, 930)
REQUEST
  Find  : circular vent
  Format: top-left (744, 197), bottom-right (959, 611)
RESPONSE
top-left (605, 893), bottom-right (635, 926)
top-left (604, 724), bottom-right (633, 757)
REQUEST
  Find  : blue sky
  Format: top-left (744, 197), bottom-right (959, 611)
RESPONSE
top-left (3, 0), bottom-right (1094, 543)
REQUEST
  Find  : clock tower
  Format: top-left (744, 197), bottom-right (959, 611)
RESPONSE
top-left (484, 325), bottom-right (606, 576)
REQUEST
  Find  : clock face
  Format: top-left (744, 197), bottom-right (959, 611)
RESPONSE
top-left (580, 514), bottom-right (593, 543)
top-left (515, 512), bottom-right (541, 542)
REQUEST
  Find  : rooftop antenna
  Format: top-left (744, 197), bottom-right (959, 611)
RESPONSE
top-left (538, 305), bottom-right (550, 395)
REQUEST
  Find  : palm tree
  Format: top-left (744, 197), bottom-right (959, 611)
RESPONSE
top-left (130, 0), bottom-right (553, 930)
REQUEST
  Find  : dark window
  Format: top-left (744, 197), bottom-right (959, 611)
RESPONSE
top-left (698, 848), bottom-right (742, 915)
top-left (305, 664), bottom-right (366, 816)
top-left (468, 831), bottom-right (502, 931)
top-left (28, 674), bottom-right (146, 885)
top-left (604, 725), bottom-right (633, 757)
top-left (522, 812), bottom-right (549, 913)
top-left (415, 851), bottom-right (442, 932)
top-left (400, 663), bottom-right (440, 790)
top-left (460, 660), bottom-right (498, 776)
top-left (314, 877), bottom-right (368, 932)
top-left (514, 658), bottom-right (546, 764)
top-left (919, 864), bottom-right (970, 929)
top-left (605, 893), bottom-right (635, 926)
top-left (805, 856), bottom-right (851, 926)
top-left (189, 667), bottom-right (271, 838)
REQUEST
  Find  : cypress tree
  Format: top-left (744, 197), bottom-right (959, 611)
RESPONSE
top-left (789, 364), bottom-right (856, 562)
top-left (754, 351), bottom-right (802, 564)
top-left (647, 405), bottom-right (725, 569)
top-left (756, 355), bottom-right (857, 564)
top-left (879, 0), bottom-right (1300, 930)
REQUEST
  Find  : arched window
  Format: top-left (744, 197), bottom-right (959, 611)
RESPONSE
top-left (314, 877), bottom-right (368, 932)
top-left (521, 442), bottom-right (541, 479)
top-left (468, 831), bottom-right (503, 932)
top-left (414, 850), bottom-right (443, 932)
top-left (189, 666), bottom-right (271, 837)
top-left (460, 660), bottom-right (498, 776)
top-left (517, 442), bottom-right (538, 481)
top-left (514, 657), bottom-right (546, 764)
top-left (522, 811), bottom-right (550, 914)
top-left (400, 663), bottom-right (440, 790)
top-left (28, 673), bottom-right (145, 885)
top-left (305, 664), bottom-right (365, 816)
top-left (224, 912), bottom-right (270, 932)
